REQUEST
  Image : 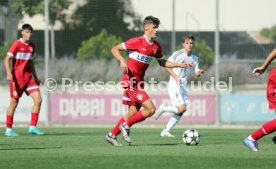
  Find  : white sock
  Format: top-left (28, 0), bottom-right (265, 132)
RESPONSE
top-left (163, 114), bottom-right (182, 132)
top-left (6, 128), bottom-right (12, 133)
top-left (163, 106), bottom-right (179, 114)
top-left (109, 132), bottom-right (115, 138)
top-left (248, 135), bottom-right (255, 141)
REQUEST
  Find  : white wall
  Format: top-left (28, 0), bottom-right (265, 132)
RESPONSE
top-left (0, 87), bottom-right (48, 125)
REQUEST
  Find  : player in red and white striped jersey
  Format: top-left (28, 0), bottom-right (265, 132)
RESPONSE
top-left (105, 16), bottom-right (193, 146)
top-left (4, 24), bottom-right (44, 137)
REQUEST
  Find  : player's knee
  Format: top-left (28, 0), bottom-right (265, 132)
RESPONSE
top-left (147, 107), bottom-right (156, 117)
top-left (178, 105), bottom-right (186, 114)
top-left (10, 99), bottom-right (19, 108)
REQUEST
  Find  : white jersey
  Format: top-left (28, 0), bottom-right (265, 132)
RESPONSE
top-left (168, 49), bottom-right (200, 87)
top-left (167, 49), bottom-right (200, 106)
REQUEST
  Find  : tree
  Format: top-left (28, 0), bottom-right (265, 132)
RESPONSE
top-left (60, 0), bottom-right (142, 58)
top-left (67, 0), bottom-right (142, 40)
top-left (0, 0), bottom-right (72, 59)
top-left (261, 25), bottom-right (276, 42)
top-left (0, 0), bottom-right (42, 44)
top-left (77, 29), bottom-right (122, 60)
top-left (0, 43), bottom-right (11, 60)
top-left (176, 40), bottom-right (214, 69)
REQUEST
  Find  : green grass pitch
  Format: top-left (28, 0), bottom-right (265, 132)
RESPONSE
top-left (0, 128), bottom-right (275, 169)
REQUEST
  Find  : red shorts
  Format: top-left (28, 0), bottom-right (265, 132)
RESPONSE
top-left (10, 79), bottom-right (40, 99)
top-left (122, 88), bottom-right (150, 108)
top-left (267, 68), bottom-right (276, 110)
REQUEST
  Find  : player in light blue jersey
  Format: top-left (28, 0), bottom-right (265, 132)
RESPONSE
top-left (154, 35), bottom-right (204, 137)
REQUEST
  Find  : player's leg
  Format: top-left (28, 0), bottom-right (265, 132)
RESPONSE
top-left (27, 84), bottom-right (44, 135)
top-left (158, 88), bottom-right (188, 137)
top-left (154, 104), bottom-right (184, 119)
top-left (154, 87), bottom-right (186, 119)
top-left (126, 98), bottom-right (155, 126)
top-left (119, 105), bottom-right (140, 144)
top-left (243, 119), bottom-right (276, 151)
top-left (106, 105), bottom-right (139, 146)
top-left (105, 89), bottom-right (139, 146)
top-left (161, 104), bottom-right (186, 137)
top-left (5, 81), bottom-right (22, 137)
top-left (244, 73), bottom-right (276, 151)
top-left (5, 98), bottom-right (20, 137)
top-left (119, 98), bottom-right (155, 144)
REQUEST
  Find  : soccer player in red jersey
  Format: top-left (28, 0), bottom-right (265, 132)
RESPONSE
top-left (105, 16), bottom-right (192, 146)
top-left (243, 48), bottom-right (276, 151)
top-left (4, 24), bottom-right (44, 137)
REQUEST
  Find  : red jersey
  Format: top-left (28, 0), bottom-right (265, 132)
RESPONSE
top-left (8, 39), bottom-right (35, 84)
top-left (122, 35), bottom-right (163, 86)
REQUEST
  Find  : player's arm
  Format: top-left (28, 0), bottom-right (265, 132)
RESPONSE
top-left (165, 67), bottom-right (181, 84)
top-left (192, 57), bottom-right (204, 77)
top-left (30, 60), bottom-right (40, 85)
top-left (157, 59), bottom-right (192, 68)
top-left (254, 48), bottom-right (276, 76)
top-left (4, 54), bottom-right (13, 81)
top-left (194, 63), bottom-right (204, 77)
top-left (111, 43), bottom-right (128, 73)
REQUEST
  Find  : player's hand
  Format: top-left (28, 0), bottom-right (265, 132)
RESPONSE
top-left (196, 69), bottom-right (204, 77)
top-left (253, 67), bottom-right (265, 76)
top-left (180, 62), bottom-right (193, 68)
top-left (174, 77), bottom-right (182, 85)
top-left (6, 72), bottom-right (12, 81)
top-left (120, 60), bottom-right (128, 74)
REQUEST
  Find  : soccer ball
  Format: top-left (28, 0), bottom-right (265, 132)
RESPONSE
top-left (182, 129), bottom-right (200, 145)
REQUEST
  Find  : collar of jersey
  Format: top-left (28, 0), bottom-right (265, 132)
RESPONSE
top-left (143, 35), bottom-right (153, 45)
top-left (20, 38), bottom-right (29, 45)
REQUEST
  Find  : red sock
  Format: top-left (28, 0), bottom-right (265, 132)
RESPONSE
top-left (31, 113), bottom-right (39, 126)
top-left (111, 117), bottom-right (125, 136)
top-left (6, 115), bottom-right (14, 128)
top-left (126, 111), bottom-right (145, 127)
top-left (251, 119), bottom-right (276, 140)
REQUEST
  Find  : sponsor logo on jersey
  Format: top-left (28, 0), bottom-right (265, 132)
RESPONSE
top-left (15, 52), bottom-right (33, 60)
top-left (153, 49), bottom-right (157, 56)
top-left (129, 51), bottom-right (152, 64)
top-left (137, 54), bottom-right (152, 64)
top-left (137, 94), bottom-right (143, 101)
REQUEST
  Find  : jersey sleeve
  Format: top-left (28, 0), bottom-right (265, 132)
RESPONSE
top-left (168, 51), bottom-right (179, 62)
top-left (7, 41), bottom-right (18, 57)
top-left (122, 37), bottom-right (140, 51)
top-left (31, 43), bottom-right (35, 55)
top-left (155, 44), bottom-right (163, 59)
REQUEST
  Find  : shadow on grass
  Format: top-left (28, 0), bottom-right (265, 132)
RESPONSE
top-left (45, 132), bottom-right (94, 136)
top-left (130, 143), bottom-right (180, 146)
top-left (0, 146), bottom-right (62, 151)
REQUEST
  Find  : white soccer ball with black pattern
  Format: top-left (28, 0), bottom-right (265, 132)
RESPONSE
top-left (182, 129), bottom-right (200, 145)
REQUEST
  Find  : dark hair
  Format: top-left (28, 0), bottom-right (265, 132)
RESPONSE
top-left (22, 24), bottom-right (33, 31)
top-left (183, 34), bottom-right (195, 42)
top-left (143, 16), bottom-right (160, 27)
